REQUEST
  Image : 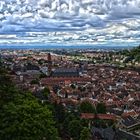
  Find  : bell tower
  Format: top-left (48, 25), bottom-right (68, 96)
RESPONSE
top-left (48, 53), bottom-right (52, 76)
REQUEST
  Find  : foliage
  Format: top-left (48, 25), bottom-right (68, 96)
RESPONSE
top-left (68, 120), bottom-right (82, 140)
top-left (39, 73), bottom-right (46, 79)
top-left (93, 119), bottom-right (107, 128)
top-left (96, 103), bottom-right (106, 114)
top-left (53, 103), bottom-right (66, 123)
top-left (79, 101), bottom-right (96, 113)
top-left (0, 70), bottom-right (60, 140)
top-left (80, 127), bottom-right (91, 140)
top-left (30, 79), bottom-right (39, 85)
top-left (62, 113), bottom-right (76, 134)
top-left (0, 74), bottom-right (17, 106)
top-left (0, 100), bottom-right (59, 140)
top-left (43, 87), bottom-right (50, 94)
top-left (0, 58), bottom-right (2, 67)
top-left (121, 45), bottom-right (140, 62)
top-left (42, 87), bottom-right (50, 99)
top-left (80, 119), bottom-right (90, 128)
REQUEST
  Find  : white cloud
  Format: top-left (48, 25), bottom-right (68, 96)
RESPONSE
top-left (0, 0), bottom-right (139, 46)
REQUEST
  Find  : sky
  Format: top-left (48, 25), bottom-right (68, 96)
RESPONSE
top-left (0, 0), bottom-right (140, 46)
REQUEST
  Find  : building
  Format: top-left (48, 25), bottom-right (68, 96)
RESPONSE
top-left (52, 68), bottom-right (80, 77)
top-left (47, 53), bottom-right (52, 76)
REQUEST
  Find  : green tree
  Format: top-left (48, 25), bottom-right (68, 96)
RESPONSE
top-left (0, 94), bottom-right (60, 140)
top-left (96, 103), bottom-right (106, 114)
top-left (42, 87), bottom-right (50, 99)
top-left (80, 127), bottom-right (91, 140)
top-left (43, 87), bottom-right (50, 94)
top-left (53, 103), bottom-right (65, 123)
top-left (0, 58), bottom-right (2, 67)
top-left (0, 75), bottom-right (18, 107)
top-left (62, 113), bottom-right (76, 135)
top-left (30, 79), bottom-right (39, 85)
top-left (0, 70), bottom-right (60, 140)
top-left (79, 101), bottom-right (96, 113)
top-left (135, 55), bottom-right (140, 62)
top-left (39, 73), bottom-right (46, 79)
top-left (68, 120), bottom-right (82, 140)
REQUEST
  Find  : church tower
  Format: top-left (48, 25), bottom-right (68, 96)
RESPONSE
top-left (48, 53), bottom-right (52, 76)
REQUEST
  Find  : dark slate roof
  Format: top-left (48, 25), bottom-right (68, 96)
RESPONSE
top-left (122, 116), bottom-right (137, 127)
top-left (107, 108), bottom-right (123, 116)
top-left (54, 68), bottom-right (78, 73)
top-left (25, 63), bottom-right (40, 71)
top-left (13, 65), bottom-right (23, 72)
top-left (52, 68), bottom-right (79, 77)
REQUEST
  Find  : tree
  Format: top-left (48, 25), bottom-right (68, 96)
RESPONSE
top-left (79, 101), bottom-right (96, 113)
top-left (0, 70), bottom-right (60, 140)
top-left (0, 58), bottom-right (2, 67)
top-left (135, 55), bottom-right (140, 62)
top-left (43, 87), bottom-right (50, 94)
top-left (70, 84), bottom-right (76, 89)
top-left (0, 94), bottom-right (60, 140)
top-left (68, 120), bottom-right (82, 140)
top-left (96, 103), bottom-right (106, 114)
top-left (62, 113), bottom-right (76, 135)
top-left (0, 75), bottom-right (18, 107)
top-left (42, 87), bottom-right (50, 99)
top-left (80, 127), bottom-right (91, 140)
top-left (53, 103), bottom-right (65, 123)
top-left (39, 73), bottom-right (46, 79)
top-left (30, 79), bottom-right (39, 85)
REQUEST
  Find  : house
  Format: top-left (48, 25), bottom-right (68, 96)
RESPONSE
top-left (119, 116), bottom-right (140, 130)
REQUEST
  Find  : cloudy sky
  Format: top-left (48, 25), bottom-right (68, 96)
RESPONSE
top-left (0, 0), bottom-right (140, 46)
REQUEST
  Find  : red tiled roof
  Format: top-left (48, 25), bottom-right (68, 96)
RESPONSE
top-left (41, 77), bottom-right (91, 85)
top-left (81, 113), bottom-right (117, 121)
top-left (81, 113), bottom-right (95, 119)
top-left (122, 111), bottom-right (138, 117)
top-left (97, 114), bottom-right (117, 120)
